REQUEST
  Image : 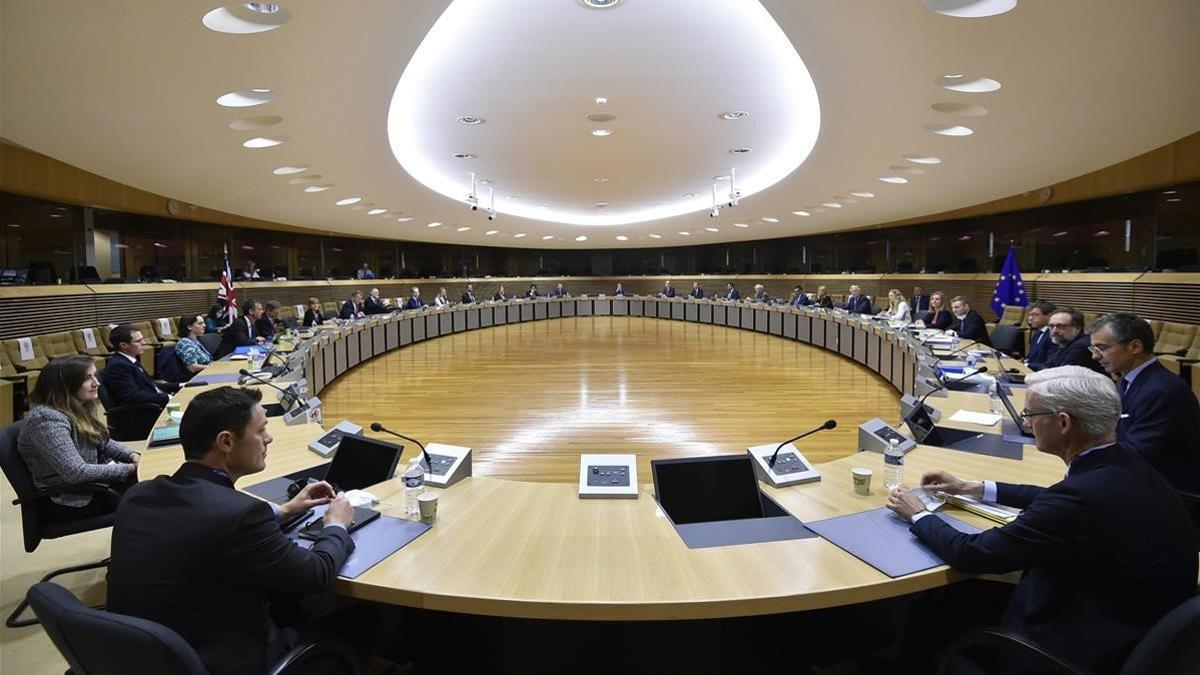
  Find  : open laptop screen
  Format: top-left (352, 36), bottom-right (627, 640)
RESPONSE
top-left (652, 455), bottom-right (764, 525)
top-left (325, 435), bottom-right (404, 492)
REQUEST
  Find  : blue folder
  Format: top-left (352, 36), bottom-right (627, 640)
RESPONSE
top-left (806, 507), bottom-right (982, 578)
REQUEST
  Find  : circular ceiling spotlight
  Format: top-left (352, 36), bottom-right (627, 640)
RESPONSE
top-left (729, 147), bottom-right (752, 154)
top-left (576, 235), bottom-right (588, 241)
top-left (821, 202), bottom-right (842, 209)
top-left (935, 75), bottom-right (1002, 92)
top-left (451, 152), bottom-right (476, 159)
top-left (586, 112), bottom-right (617, 122)
top-left (514, 233), bottom-right (527, 238)
top-left (792, 210), bottom-right (810, 216)
top-left (849, 191), bottom-right (875, 198)
top-left (335, 197), bottom-right (363, 206)
top-left (648, 233), bottom-right (662, 239)
top-left (304, 184), bottom-right (332, 192)
top-left (202, 3), bottom-right (291, 34)
top-left (273, 165), bottom-right (308, 175)
top-left (456, 226), bottom-right (471, 232)
top-left (678, 231), bottom-right (691, 236)
top-left (216, 89), bottom-right (276, 107)
top-left (367, 208), bottom-right (387, 215)
top-left (594, 97), bottom-right (608, 105)
top-left (579, 0), bottom-right (623, 7)
top-left (229, 115), bottom-right (283, 130)
top-left (594, 201), bottom-right (608, 208)
top-left (594, 176), bottom-right (609, 182)
top-left (705, 227), bottom-right (720, 232)
top-left (761, 216), bottom-right (779, 223)
top-left (733, 222), bottom-right (749, 228)
top-left (591, 129), bottom-right (614, 137)
top-left (713, 175), bottom-right (731, 181)
top-left (682, 192), bottom-right (696, 198)
top-left (485, 230), bottom-right (499, 235)
top-left (931, 102), bottom-right (989, 117)
top-left (397, 217), bottom-right (413, 222)
top-left (903, 154), bottom-right (943, 164)
top-left (879, 176), bottom-right (909, 184)
top-left (721, 111), bottom-right (751, 120)
top-left (542, 235), bottom-right (555, 240)
top-left (923, 0), bottom-right (1018, 18)
top-left (242, 136), bottom-right (285, 148)
top-left (456, 115), bottom-right (485, 125)
top-left (616, 235), bottom-right (629, 241)
top-left (925, 123), bottom-right (974, 136)
top-left (889, 165), bottom-right (925, 175)
top-left (287, 174), bottom-right (321, 184)
top-left (427, 221), bottom-right (443, 228)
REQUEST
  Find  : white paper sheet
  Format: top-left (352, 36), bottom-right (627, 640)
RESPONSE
top-left (949, 410), bottom-right (1003, 426)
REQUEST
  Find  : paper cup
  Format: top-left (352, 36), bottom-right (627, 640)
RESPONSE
top-left (418, 492), bottom-right (438, 523)
top-left (851, 467), bottom-right (873, 496)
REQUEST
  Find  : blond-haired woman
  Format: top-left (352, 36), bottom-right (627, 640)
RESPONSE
top-left (302, 296), bottom-right (326, 328)
top-left (883, 289), bottom-right (912, 322)
top-left (17, 356), bottom-right (139, 519)
top-left (815, 285), bottom-right (834, 309)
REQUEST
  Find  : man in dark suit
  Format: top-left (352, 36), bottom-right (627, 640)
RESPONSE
top-left (491, 285), bottom-right (508, 301)
top-left (550, 283), bottom-right (569, 298)
top-left (844, 285), bottom-right (871, 314)
top-left (1024, 300), bottom-right (1058, 369)
top-left (661, 280), bottom-right (676, 297)
top-left (107, 386), bottom-right (359, 675)
top-left (1044, 308), bottom-right (1104, 373)
top-left (254, 301), bottom-right (280, 341)
top-left (341, 290), bottom-right (367, 319)
top-left (461, 283), bottom-right (478, 304)
top-left (910, 285), bottom-right (931, 317)
top-left (1089, 312), bottom-right (1200, 493)
top-left (947, 296), bottom-right (991, 346)
top-left (888, 365), bottom-right (1197, 674)
top-left (363, 288), bottom-right (391, 314)
top-left (612, 283), bottom-right (627, 296)
top-left (402, 287), bottom-right (425, 310)
top-left (102, 323), bottom-right (172, 407)
top-left (723, 283), bottom-right (739, 300)
top-left (524, 284), bottom-right (540, 299)
top-left (690, 281), bottom-right (705, 299)
top-left (215, 300), bottom-right (265, 359)
top-left (788, 284), bottom-right (812, 307)
top-left (751, 284), bottom-right (769, 302)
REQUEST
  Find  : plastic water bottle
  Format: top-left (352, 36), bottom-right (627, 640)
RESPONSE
top-left (883, 438), bottom-right (904, 490)
top-left (966, 352), bottom-right (978, 369)
top-left (988, 382), bottom-right (1005, 415)
top-left (403, 458), bottom-right (425, 516)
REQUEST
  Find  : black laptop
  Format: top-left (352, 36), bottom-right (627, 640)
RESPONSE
top-left (245, 434), bottom-right (405, 503)
top-left (651, 455), bottom-right (776, 525)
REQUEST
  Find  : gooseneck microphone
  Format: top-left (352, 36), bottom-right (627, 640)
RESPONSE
top-left (238, 368), bottom-right (290, 395)
top-left (370, 422), bottom-right (434, 472)
top-left (932, 339), bottom-right (981, 360)
top-left (768, 419), bottom-right (837, 468)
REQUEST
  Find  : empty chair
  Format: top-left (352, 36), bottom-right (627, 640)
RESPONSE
top-left (2, 336), bottom-right (51, 373)
top-left (27, 261), bottom-right (57, 285)
top-left (1156, 323), bottom-right (1198, 357)
top-left (998, 304), bottom-right (1027, 325)
top-left (197, 332), bottom-right (222, 356)
top-left (75, 265), bottom-right (102, 284)
top-left (96, 380), bottom-right (162, 443)
top-left (150, 317), bottom-right (180, 346)
top-left (71, 328), bottom-right (112, 367)
top-left (989, 325), bottom-right (1023, 355)
top-left (36, 332), bottom-right (83, 361)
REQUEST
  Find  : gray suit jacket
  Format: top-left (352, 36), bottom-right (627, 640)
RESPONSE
top-left (17, 405), bottom-right (136, 507)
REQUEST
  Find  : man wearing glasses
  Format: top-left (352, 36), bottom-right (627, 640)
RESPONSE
top-left (1041, 308), bottom-right (1105, 373)
top-left (886, 366), bottom-right (1196, 673)
top-left (1087, 312), bottom-right (1200, 493)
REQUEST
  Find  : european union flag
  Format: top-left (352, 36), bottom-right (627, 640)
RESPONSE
top-left (991, 246), bottom-right (1028, 317)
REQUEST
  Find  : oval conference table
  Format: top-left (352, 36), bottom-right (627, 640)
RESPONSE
top-left (135, 296), bottom-right (1062, 622)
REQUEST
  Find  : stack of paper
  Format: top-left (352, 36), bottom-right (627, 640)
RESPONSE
top-left (938, 493), bottom-right (1021, 525)
top-left (948, 410), bottom-right (1003, 426)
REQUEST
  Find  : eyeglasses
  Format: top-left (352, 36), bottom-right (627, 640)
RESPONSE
top-left (1087, 340), bottom-right (1127, 355)
top-left (1019, 409), bottom-right (1060, 420)
top-left (1047, 323), bottom-right (1075, 329)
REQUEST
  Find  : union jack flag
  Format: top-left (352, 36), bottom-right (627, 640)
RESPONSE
top-left (217, 253), bottom-right (237, 326)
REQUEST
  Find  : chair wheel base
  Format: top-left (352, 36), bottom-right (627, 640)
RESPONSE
top-left (6, 558), bottom-right (110, 628)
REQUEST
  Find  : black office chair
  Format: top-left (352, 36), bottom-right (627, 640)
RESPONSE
top-left (936, 595), bottom-right (1200, 675)
top-left (27, 582), bottom-right (364, 675)
top-left (75, 265), bottom-right (102, 284)
top-left (0, 422), bottom-right (116, 627)
top-left (96, 380), bottom-right (163, 443)
top-left (989, 325), bottom-right (1022, 355)
top-left (197, 332), bottom-right (222, 356)
top-left (323, 310), bottom-right (338, 321)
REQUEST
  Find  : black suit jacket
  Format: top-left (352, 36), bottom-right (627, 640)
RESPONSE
top-left (302, 309), bottom-right (324, 328)
top-left (461, 291), bottom-right (477, 303)
top-left (215, 317), bottom-right (257, 359)
top-left (661, 287), bottom-right (676, 297)
top-left (911, 444), bottom-right (1197, 673)
top-left (1119, 360), bottom-right (1200, 493)
top-left (690, 288), bottom-right (704, 299)
top-left (1025, 327), bottom-right (1057, 370)
top-left (254, 317), bottom-right (275, 342)
top-left (949, 309), bottom-right (991, 346)
top-left (789, 293), bottom-right (812, 307)
top-left (911, 294), bottom-right (931, 314)
top-left (363, 296), bottom-right (390, 315)
top-left (612, 288), bottom-right (627, 296)
top-left (1044, 333), bottom-right (1105, 373)
top-left (340, 299), bottom-right (365, 319)
top-left (724, 288), bottom-right (740, 300)
top-left (816, 295), bottom-right (834, 309)
top-left (925, 308), bottom-right (953, 330)
top-left (108, 462), bottom-right (355, 675)
top-left (845, 294), bottom-right (872, 314)
top-left (492, 292), bottom-right (507, 301)
top-left (101, 354), bottom-right (168, 407)
top-left (550, 288), bottom-right (568, 297)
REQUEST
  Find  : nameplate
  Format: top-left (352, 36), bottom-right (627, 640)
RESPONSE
top-left (17, 337), bottom-right (35, 361)
top-left (157, 318), bottom-right (171, 336)
top-left (81, 327), bottom-right (97, 349)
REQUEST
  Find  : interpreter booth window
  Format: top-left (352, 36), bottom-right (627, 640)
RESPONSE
top-left (191, 223), bottom-right (233, 281)
top-left (1154, 182), bottom-right (1198, 271)
top-left (232, 228), bottom-right (291, 279)
top-left (93, 210), bottom-right (189, 282)
top-left (294, 235), bottom-right (322, 279)
top-left (1027, 193), bottom-right (1156, 272)
top-left (323, 237), bottom-right (378, 279)
top-left (923, 221), bottom-right (989, 273)
top-left (0, 192), bottom-right (83, 284)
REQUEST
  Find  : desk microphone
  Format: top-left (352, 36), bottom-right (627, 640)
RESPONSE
top-left (933, 340), bottom-right (981, 360)
top-left (237, 368), bottom-right (299, 408)
top-left (238, 368), bottom-right (289, 394)
top-left (768, 419), bottom-right (837, 468)
top-left (370, 422), bottom-right (434, 472)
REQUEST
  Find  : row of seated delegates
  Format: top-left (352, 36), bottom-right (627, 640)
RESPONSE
top-left (18, 356), bottom-right (141, 521)
top-left (924, 291), bottom-right (952, 329)
top-left (216, 300), bottom-right (268, 359)
top-left (690, 281), bottom-right (705, 299)
top-left (254, 301), bottom-right (282, 342)
top-left (107, 386), bottom-right (377, 675)
top-left (660, 280), bottom-right (675, 297)
top-left (787, 284), bottom-right (813, 306)
top-left (402, 287), bottom-right (425, 310)
top-left (886, 365), bottom-right (1196, 673)
top-left (102, 323), bottom-right (176, 407)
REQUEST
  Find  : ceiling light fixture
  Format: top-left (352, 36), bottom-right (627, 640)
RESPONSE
top-left (733, 222), bottom-right (749, 228)
top-left (586, 112), bottom-right (617, 122)
top-left (457, 115), bottom-right (484, 125)
top-left (722, 111), bottom-right (750, 120)
top-left (273, 165), bottom-right (308, 175)
top-left (935, 75), bottom-right (1002, 92)
top-left (452, 152), bottom-right (476, 159)
top-left (397, 217), bottom-right (413, 222)
top-left (792, 210), bottom-right (810, 216)
top-left (286, 175), bottom-right (320, 185)
top-left (594, 177), bottom-right (609, 182)
top-left (730, 147), bottom-right (752, 154)
top-left (923, 0), bottom-right (1018, 19)
top-left (457, 226), bottom-right (471, 232)
top-left (305, 185), bottom-right (332, 192)
top-left (216, 89), bottom-right (275, 107)
top-left (821, 202), bottom-right (842, 208)
top-left (678, 231), bottom-right (691, 236)
top-left (242, 136), bottom-right (284, 148)
top-left (903, 154), bottom-right (943, 164)
top-left (485, 230), bottom-right (499, 235)
top-left (591, 129), bottom-right (613, 137)
top-left (616, 235), bottom-right (629, 241)
top-left (925, 123), bottom-right (974, 136)
top-left (576, 235), bottom-right (588, 241)
top-left (849, 191), bottom-right (875, 198)
top-left (683, 192), bottom-right (696, 198)
top-left (595, 96), bottom-right (608, 105)
top-left (705, 227), bottom-right (719, 232)
top-left (648, 233), bottom-right (662, 239)
top-left (542, 235), bottom-right (554, 240)
top-left (514, 233), bottom-right (527, 238)
top-left (761, 216), bottom-right (779, 223)
top-left (367, 208), bottom-right (387, 215)
top-left (427, 221), bottom-right (442, 228)
top-left (880, 176), bottom-right (909, 184)
top-left (335, 197), bottom-right (362, 206)
top-left (713, 175), bottom-right (731, 181)
top-left (203, 5), bottom-right (290, 34)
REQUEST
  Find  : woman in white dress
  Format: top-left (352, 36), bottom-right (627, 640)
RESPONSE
top-left (883, 288), bottom-right (911, 322)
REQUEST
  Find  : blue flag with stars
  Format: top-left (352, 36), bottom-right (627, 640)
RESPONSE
top-left (991, 246), bottom-right (1027, 317)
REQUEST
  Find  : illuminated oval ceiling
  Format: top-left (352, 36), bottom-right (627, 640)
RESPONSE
top-left (388, 0), bottom-right (820, 226)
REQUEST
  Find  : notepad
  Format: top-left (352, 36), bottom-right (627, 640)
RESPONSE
top-left (807, 507), bottom-right (981, 578)
top-left (948, 410), bottom-right (1002, 426)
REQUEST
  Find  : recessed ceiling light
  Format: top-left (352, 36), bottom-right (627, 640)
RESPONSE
top-left (457, 115), bottom-right (484, 125)
top-left (595, 96), bottom-right (608, 104)
top-left (485, 230), bottom-right (499, 235)
top-left (273, 165), bottom-right (308, 175)
top-left (722, 111), bottom-right (750, 120)
top-left (594, 176), bottom-right (609, 182)
top-left (514, 233), bottom-right (527, 238)
top-left (50, 213), bottom-right (63, 218)
top-left (889, 165), bottom-right (926, 175)
top-left (542, 235), bottom-right (554, 240)
top-left (616, 235), bottom-right (629, 241)
top-left (925, 123), bottom-right (974, 136)
top-left (242, 136), bottom-right (284, 148)
top-left (367, 208), bottom-right (387, 215)
top-left (335, 197), bottom-right (363, 206)
top-left (944, 74), bottom-right (965, 79)
top-left (705, 227), bottom-right (719, 232)
top-left (761, 216), bottom-right (779, 223)
top-left (1166, 198), bottom-right (1183, 202)
top-left (594, 201), bottom-right (608, 208)
top-left (683, 192), bottom-right (696, 198)
top-left (1094, 230), bottom-right (1111, 237)
top-left (1053, 231), bottom-right (1069, 237)
top-left (591, 129), bottom-right (613, 137)
top-left (427, 221), bottom-right (443, 228)
top-left (452, 152), bottom-right (476, 159)
top-left (792, 210), bottom-right (810, 216)
top-left (648, 233), bottom-right (662, 239)
top-left (823, 203), bottom-right (844, 209)
top-left (586, 112), bottom-right (617, 122)
top-left (203, 4), bottom-right (290, 34)
top-left (849, 191), bottom-right (875, 198)
top-left (305, 185), bottom-right (333, 192)
top-left (1162, 190), bottom-right (1178, 195)
top-left (903, 154), bottom-right (943, 165)
top-left (216, 89), bottom-right (276, 107)
top-left (733, 222), bottom-right (749, 228)
top-left (576, 235), bottom-right (588, 241)
top-left (6, 223), bottom-right (19, 228)
top-left (935, 75), bottom-right (1002, 93)
top-left (397, 217), bottom-right (413, 222)
top-left (730, 147), bottom-right (752, 154)
top-left (879, 176), bottom-right (909, 184)
top-left (923, 0), bottom-right (1018, 18)
top-left (350, 203), bottom-right (373, 211)
top-left (457, 226), bottom-right (471, 232)
top-left (678, 231), bottom-right (691, 236)
top-left (713, 175), bottom-right (731, 181)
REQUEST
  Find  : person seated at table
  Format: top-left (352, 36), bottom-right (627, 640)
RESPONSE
top-left (886, 366), bottom-right (1197, 674)
top-left (104, 323), bottom-right (172, 405)
top-left (355, 262), bottom-right (375, 280)
top-left (723, 283), bottom-right (740, 301)
top-left (461, 283), bottom-right (478, 304)
top-left (689, 281), bottom-right (705, 299)
top-left (750, 284), bottom-right (769, 302)
top-left (788, 284), bottom-right (812, 307)
top-left (204, 303), bottom-right (226, 333)
top-left (924, 291), bottom-right (953, 329)
top-left (340, 290), bottom-right (367, 319)
top-left (661, 280), bottom-right (676, 297)
top-left (880, 289), bottom-right (911, 322)
top-left (302, 296), bottom-right (326, 328)
top-left (911, 284), bottom-right (931, 317)
top-left (240, 260), bottom-right (260, 280)
top-left (175, 315), bottom-right (212, 375)
top-left (1042, 308), bottom-right (1103, 373)
top-left (216, 300), bottom-right (266, 359)
top-left (947, 296), bottom-right (991, 346)
top-left (18, 356), bottom-right (140, 521)
top-left (403, 287), bottom-right (426, 310)
top-left (523, 283), bottom-right (541, 299)
top-left (254, 301), bottom-right (280, 341)
top-left (492, 285), bottom-right (509, 301)
top-left (433, 287), bottom-right (450, 308)
top-left (1023, 300), bottom-right (1057, 368)
top-left (363, 288), bottom-right (391, 314)
top-left (107, 386), bottom-right (366, 675)
top-left (814, 285), bottom-right (834, 309)
top-left (551, 283), bottom-right (569, 298)
top-left (1088, 312), bottom-right (1200, 494)
top-left (844, 284), bottom-right (871, 314)
top-left (612, 283), bottom-right (627, 296)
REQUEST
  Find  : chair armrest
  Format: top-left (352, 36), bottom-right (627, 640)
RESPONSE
top-left (936, 628), bottom-right (1085, 675)
top-left (12, 482), bottom-right (122, 506)
top-left (269, 637), bottom-right (362, 675)
top-left (104, 402), bottom-right (165, 416)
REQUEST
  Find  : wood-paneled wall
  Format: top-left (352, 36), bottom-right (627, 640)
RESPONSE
top-left (1, 272), bottom-right (1196, 340)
